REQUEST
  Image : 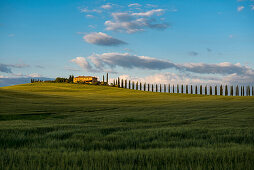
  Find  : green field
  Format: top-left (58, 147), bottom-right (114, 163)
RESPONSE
top-left (0, 83), bottom-right (253, 169)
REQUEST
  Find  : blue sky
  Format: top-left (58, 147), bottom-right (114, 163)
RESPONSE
top-left (0, 0), bottom-right (254, 85)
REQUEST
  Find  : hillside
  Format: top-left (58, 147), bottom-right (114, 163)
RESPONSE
top-left (0, 83), bottom-right (254, 169)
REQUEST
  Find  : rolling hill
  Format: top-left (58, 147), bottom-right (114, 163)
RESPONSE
top-left (0, 83), bottom-right (253, 169)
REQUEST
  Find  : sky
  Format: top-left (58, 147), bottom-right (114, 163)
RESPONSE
top-left (0, 0), bottom-right (254, 86)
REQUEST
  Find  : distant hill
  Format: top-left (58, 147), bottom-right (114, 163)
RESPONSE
top-left (0, 77), bottom-right (54, 87)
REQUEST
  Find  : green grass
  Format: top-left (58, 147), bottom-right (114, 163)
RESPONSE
top-left (0, 83), bottom-right (253, 169)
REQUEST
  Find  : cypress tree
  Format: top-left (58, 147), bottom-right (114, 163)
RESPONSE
top-left (152, 84), bottom-right (154, 92)
top-left (225, 85), bottom-right (228, 96)
top-left (103, 75), bottom-right (105, 83)
top-left (168, 84), bottom-right (170, 93)
top-left (121, 79), bottom-right (123, 88)
top-left (191, 85), bottom-right (193, 94)
top-left (160, 84), bottom-right (162, 92)
top-left (124, 80), bottom-right (127, 88)
top-left (173, 85), bottom-right (175, 93)
top-left (106, 73), bottom-right (108, 85)
top-left (236, 85), bottom-right (239, 96)
top-left (118, 77), bottom-right (120, 88)
top-left (215, 85), bottom-right (218, 95)
top-left (181, 84), bottom-right (184, 93)
top-left (164, 84), bottom-right (166, 93)
top-left (205, 85), bottom-right (207, 95)
top-left (252, 86), bottom-right (254, 96)
top-left (210, 86), bottom-right (212, 95)
top-left (220, 85), bottom-right (223, 96)
top-left (200, 85), bottom-right (202, 95)
top-left (140, 82), bottom-right (142, 90)
top-left (144, 83), bottom-right (146, 91)
top-left (230, 86), bottom-right (233, 96)
top-left (195, 85), bottom-right (197, 94)
top-left (132, 81), bottom-right (134, 90)
top-left (148, 84), bottom-right (150, 91)
top-left (186, 85), bottom-right (188, 94)
top-left (156, 84), bottom-right (158, 92)
top-left (129, 80), bottom-right (131, 89)
top-left (136, 82), bottom-right (138, 90)
top-left (247, 86), bottom-right (250, 96)
top-left (177, 84), bottom-right (179, 93)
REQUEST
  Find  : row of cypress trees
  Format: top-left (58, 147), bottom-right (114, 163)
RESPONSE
top-left (112, 78), bottom-right (254, 96)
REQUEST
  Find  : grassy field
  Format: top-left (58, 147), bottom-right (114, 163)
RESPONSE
top-left (0, 83), bottom-right (254, 169)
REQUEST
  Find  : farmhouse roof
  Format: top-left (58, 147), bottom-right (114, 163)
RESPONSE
top-left (75, 76), bottom-right (97, 78)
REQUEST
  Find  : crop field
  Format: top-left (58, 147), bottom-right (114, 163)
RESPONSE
top-left (0, 83), bottom-right (254, 169)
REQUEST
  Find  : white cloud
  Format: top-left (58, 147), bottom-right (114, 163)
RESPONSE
top-left (28, 73), bottom-right (42, 77)
top-left (101, 4), bottom-right (112, 9)
top-left (79, 7), bottom-right (102, 13)
top-left (237, 6), bottom-right (244, 12)
top-left (128, 3), bottom-right (141, 7)
top-left (105, 11), bottom-right (169, 33)
top-left (83, 32), bottom-right (127, 46)
top-left (71, 57), bottom-right (95, 72)
top-left (86, 14), bottom-right (94, 18)
top-left (131, 9), bottom-right (164, 17)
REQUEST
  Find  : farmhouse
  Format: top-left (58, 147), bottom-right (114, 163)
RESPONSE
top-left (73, 76), bottom-right (98, 83)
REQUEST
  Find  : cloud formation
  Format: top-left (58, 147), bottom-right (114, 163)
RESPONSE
top-left (101, 4), bottom-right (112, 9)
top-left (189, 51), bottom-right (199, 56)
top-left (83, 32), bottom-right (127, 46)
top-left (114, 72), bottom-right (254, 86)
top-left (128, 3), bottom-right (141, 7)
top-left (71, 53), bottom-right (254, 79)
top-left (0, 63), bottom-right (30, 73)
top-left (105, 9), bottom-right (169, 33)
top-left (237, 6), bottom-right (245, 11)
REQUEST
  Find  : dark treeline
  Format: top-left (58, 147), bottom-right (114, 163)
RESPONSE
top-left (112, 78), bottom-right (254, 96)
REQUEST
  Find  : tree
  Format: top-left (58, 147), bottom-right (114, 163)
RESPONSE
top-left (140, 82), bottom-right (142, 90)
top-left (215, 86), bottom-right (218, 95)
top-left (236, 85), bottom-right (239, 96)
top-left (160, 84), bottom-right (162, 92)
top-left (225, 85), bottom-right (228, 96)
top-left (181, 84), bottom-right (184, 93)
top-left (156, 84), bottom-right (158, 92)
top-left (205, 85), bottom-right (207, 95)
top-left (68, 75), bottom-right (74, 83)
top-left (103, 75), bottom-right (104, 83)
top-left (164, 84), bottom-right (166, 92)
top-left (168, 84), bottom-right (170, 93)
top-left (128, 80), bottom-right (131, 89)
top-left (230, 86), bottom-right (233, 96)
top-left (132, 81), bottom-right (135, 90)
top-left (148, 84), bottom-right (150, 91)
top-left (136, 81), bottom-right (138, 90)
top-left (121, 79), bottom-right (124, 88)
top-left (118, 77), bottom-right (120, 88)
top-left (125, 80), bottom-right (127, 88)
top-left (177, 84), bottom-right (179, 93)
top-left (195, 85), bottom-right (197, 94)
top-left (190, 85), bottom-right (193, 94)
top-left (186, 85), bottom-right (188, 94)
top-left (220, 85), bottom-right (223, 96)
top-left (106, 73), bottom-right (108, 85)
top-left (144, 83), bottom-right (146, 91)
top-left (200, 85), bottom-right (202, 95)
top-left (210, 86), bottom-right (212, 95)
top-left (152, 84), bottom-right (154, 92)
top-left (252, 86), bottom-right (254, 96)
top-left (173, 85), bottom-right (175, 93)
